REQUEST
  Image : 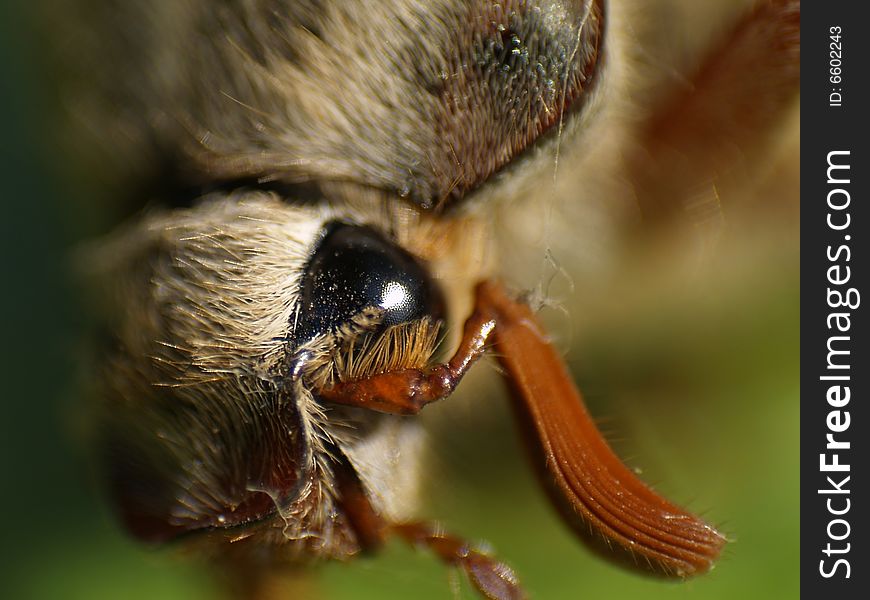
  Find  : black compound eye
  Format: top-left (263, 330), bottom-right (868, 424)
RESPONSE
top-left (293, 223), bottom-right (445, 345)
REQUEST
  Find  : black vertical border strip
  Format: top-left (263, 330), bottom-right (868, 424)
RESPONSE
top-left (802, 1), bottom-right (868, 597)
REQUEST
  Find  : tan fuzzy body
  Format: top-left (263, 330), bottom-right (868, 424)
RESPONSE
top-left (58, 0), bottom-right (799, 584)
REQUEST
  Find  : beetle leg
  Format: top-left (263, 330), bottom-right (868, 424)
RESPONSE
top-left (323, 279), bottom-right (726, 576)
top-left (476, 281), bottom-right (727, 577)
top-left (631, 0), bottom-right (800, 222)
top-left (334, 454), bottom-right (526, 600)
top-left (316, 307), bottom-right (496, 415)
top-left (393, 523), bottom-right (526, 600)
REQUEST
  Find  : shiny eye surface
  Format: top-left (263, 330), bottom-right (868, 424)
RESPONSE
top-left (293, 223), bottom-right (446, 345)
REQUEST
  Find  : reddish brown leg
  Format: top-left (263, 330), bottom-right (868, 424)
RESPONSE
top-left (393, 523), bottom-right (525, 600)
top-left (334, 454), bottom-right (526, 600)
top-left (317, 308), bottom-right (496, 414)
top-left (631, 0), bottom-right (800, 222)
top-left (476, 281), bottom-right (726, 577)
top-left (322, 280), bottom-right (726, 579)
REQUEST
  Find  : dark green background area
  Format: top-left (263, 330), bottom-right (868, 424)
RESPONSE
top-left (1, 2), bottom-right (798, 599)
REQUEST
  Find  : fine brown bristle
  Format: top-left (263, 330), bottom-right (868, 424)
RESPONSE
top-left (338, 318), bottom-right (442, 382)
top-left (300, 316), bottom-right (442, 392)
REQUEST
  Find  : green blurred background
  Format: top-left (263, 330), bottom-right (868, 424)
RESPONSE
top-left (1, 1), bottom-right (798, 598)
